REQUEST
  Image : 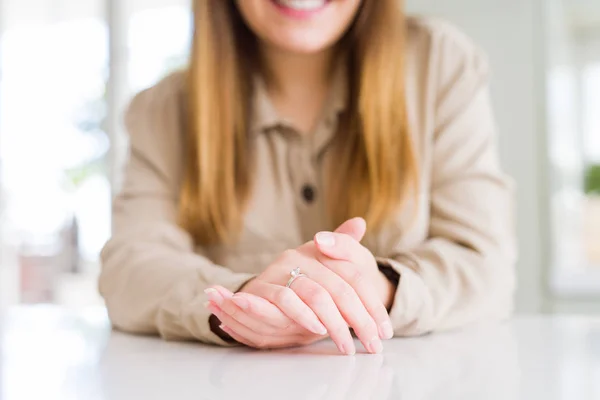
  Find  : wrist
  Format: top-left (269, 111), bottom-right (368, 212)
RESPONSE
top-left (237, 277), bottom-right (257, 293)
top-left (376, 261), bottom-right (400, 311)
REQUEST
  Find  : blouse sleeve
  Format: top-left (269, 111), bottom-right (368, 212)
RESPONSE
top-left (99, 75), bottom-right (255, 345)
top-left (379, 23), bottom-right (517, 336)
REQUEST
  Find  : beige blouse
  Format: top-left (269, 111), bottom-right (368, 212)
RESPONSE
top-left (99, 17), bottom-right (517, 345)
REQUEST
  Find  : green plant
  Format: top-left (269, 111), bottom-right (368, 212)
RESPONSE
top-left (64, 159), bottom-right (107, 188)
top-left (585, 164), bottom-right (600, 195)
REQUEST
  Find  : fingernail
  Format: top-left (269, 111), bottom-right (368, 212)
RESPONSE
top-left (340, 343), bottom-right (356, 356)
top-left (380, 321), bottom-right (394, 340)
top-left (368, 337), bottom-right (383, 354)
top-left (231, 294), bottom-right (249, 310)
top-left (311, 323), bottom-right (328, 336)
top-left (203, 301), bottom-right (211, 309)
top-left (219, 324), bottom-right (228, 331)
top-left (316, 232), bottom-right (335, 247)
top-left (204, 288), bottom-right (222, 305)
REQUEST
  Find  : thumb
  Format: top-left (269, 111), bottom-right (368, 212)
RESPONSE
top-left (334, 217), bottom-right (367, 242)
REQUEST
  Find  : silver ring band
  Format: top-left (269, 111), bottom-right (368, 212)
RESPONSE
top-left (286, 267), bottom-right (307, 288)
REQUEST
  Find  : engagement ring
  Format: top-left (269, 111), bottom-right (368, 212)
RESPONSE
top-left (285, 267), bottom-right (307, 288)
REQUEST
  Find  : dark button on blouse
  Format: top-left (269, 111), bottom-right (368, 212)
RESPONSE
top-left (301, 184), bottom-right (316, 203)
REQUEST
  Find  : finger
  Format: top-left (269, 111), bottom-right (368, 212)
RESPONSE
top-left (303, 263), bottom-right (382, 354)
top-left (210, 285), bottom-right (300, 335)
top-left (314, 231), bottom-right (371, 264)
top-left (290, 277), bottom-right (357, 355)
top-left (207, 301), bottom-right (277, 348)
top-left (204, 287), bottom-right (227, 304)
top-left (210, 303), bottom-right (307, 349)
top-left (230, 292), bottom-right (308, 334)
top-left (220, 325), bottom-right (310, 350)
top-left (334, 217), bottom-right (367, 242)
top-left (207, 287), bottom-right (293, 336)
top-left (218, 297), bottom-right (294, 336)
top-left (246, 280), bottom-right (328, 336)
top-left (219, 325), bottom-right (256, 348)
top-left (313, 236), bottom-right (394, 340)
top-left (323, 257), bottom-right (393, 340)
top-left (210, 285), bottom-right (235, 298)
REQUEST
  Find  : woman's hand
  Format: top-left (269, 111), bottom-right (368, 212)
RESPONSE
top-left (206, 218), bottom-right (394, 355)
top-left (313, 229), bottom-right (397, 314)
top-left (206, 285), bottom-right (326, 349)
top-left (241, 218), bottom-right (389, 355)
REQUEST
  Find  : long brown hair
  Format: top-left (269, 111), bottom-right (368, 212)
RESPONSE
top-left (181, 0), bottom-right (418, 245)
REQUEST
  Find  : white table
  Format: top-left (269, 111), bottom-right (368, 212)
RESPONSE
top-left (1, 306), bottom-right (600, 400)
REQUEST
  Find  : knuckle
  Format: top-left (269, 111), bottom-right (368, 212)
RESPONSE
top-left (332, 324), bottom-right (350, 337)
top-left (348, 269), bottom-right (365, 286)
top-left (333, 282), bottom-right (355, 299)
top-left (317, 259), bottom-right (334, 274)
top-left (305, 287), bottom-right (329, 306)
top-left (357, 318), bottom-right (376, 334)
top-left (281, 249), bottom-right (298, 262)
top-left (274, 287), bottom-right (293, 307)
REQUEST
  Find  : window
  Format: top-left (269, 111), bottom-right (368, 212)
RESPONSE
top-left (546, 0), bottom-right (600, 296)
top-left (0, 0), bottom-right (191, 309)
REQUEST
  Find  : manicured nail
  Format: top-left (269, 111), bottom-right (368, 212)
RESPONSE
top-left (316, 232), bottom-right (335, 247)
top-left (379, 321), bottom-right (394, 340)
top-left (368, 337), bottom-right (383, 354)
top-left (231, 294), bottom-right (249, 310)
top-left (219, 324), bottom-right (228, 331)
top-left (204, 288), bottom-right (222, 305)
top-left (340, 343), bottom-right (356, 356)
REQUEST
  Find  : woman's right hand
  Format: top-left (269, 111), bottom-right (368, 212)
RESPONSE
top-left (206, 218), bottom-right (391, 355)
top-left (206, 286), bottom-right (326, 349)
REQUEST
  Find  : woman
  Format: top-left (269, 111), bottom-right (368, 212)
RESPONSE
top-left (100, 0), bottom-right (516, 356)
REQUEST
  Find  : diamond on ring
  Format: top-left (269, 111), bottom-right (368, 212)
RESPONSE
top-left (286, 267), bottom-right (307, 288)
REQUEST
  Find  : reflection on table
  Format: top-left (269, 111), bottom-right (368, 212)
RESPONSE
top-left (1, 306), bottom-right (600, 400)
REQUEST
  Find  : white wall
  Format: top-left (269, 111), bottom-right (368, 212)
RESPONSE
top-left (405, 0), bottom-right (548, 313)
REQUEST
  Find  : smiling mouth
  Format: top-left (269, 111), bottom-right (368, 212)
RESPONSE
top-left (272, 0), bottom-right (330, 12)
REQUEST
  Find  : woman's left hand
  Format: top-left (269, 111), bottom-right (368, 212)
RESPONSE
top-left (312, 230), bottom-right (397, 312)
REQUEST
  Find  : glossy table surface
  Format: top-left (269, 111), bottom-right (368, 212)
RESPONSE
top-left (1, 306), bottom-right (600, 400)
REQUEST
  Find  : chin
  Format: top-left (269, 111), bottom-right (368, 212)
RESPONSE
top-left (267, 32), bottom-right (338, 55)
top-left (274, 42), bottom-right (331, 55)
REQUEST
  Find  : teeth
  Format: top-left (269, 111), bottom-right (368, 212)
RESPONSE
top-left (276, 0), bottom-right (327, 10)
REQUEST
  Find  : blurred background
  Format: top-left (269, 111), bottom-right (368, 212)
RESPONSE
top-left (0, 0), bottom-right (598, 315)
